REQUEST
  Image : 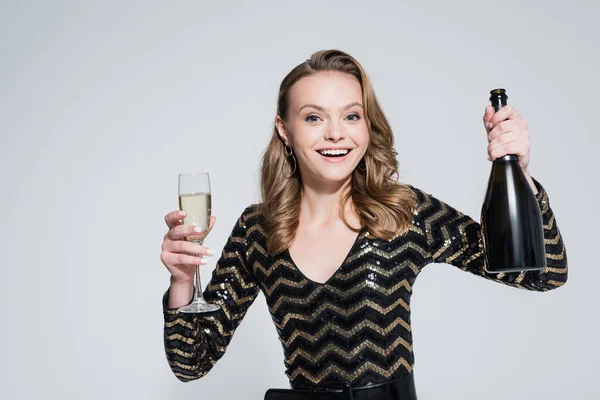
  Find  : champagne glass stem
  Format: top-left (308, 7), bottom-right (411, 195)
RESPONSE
top-left (194, 257), bottom-right (203, 301)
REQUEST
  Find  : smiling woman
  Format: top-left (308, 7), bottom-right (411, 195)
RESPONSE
top-left (264, 52), bottom-right (419, 259)
top-left (276, 75), bottom-right (369, 183)
top-left (159, 49), bottom-right (568, 400)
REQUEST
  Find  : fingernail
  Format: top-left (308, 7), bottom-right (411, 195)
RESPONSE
top-left (200, 258), bottom-right (207, 264)
top-left (487, 122), bottom-right (493, 130)
top-left (193, 227), bottom-right (205, 233)
top-left (179, 211), bottom-right (186, 217)
top-left (206, 249), bottom-right (215, 255)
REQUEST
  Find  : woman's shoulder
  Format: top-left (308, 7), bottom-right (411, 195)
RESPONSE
top-left (403, 181), bottom-right (453, 205)
top-left (238, 203), bottom-right (265, 227)
top-left (399, 181), bottom-right (451, 218)
top-left (236, 204), bottom-right (268, 251)
top-left (395, 182), bottom-right (433, 212)
top-left (401, 182), bottom-right (473, 228)
top-left (225, 204), bottom-right (265, 243)
top-left (402, 182), bottom-right (428, 201)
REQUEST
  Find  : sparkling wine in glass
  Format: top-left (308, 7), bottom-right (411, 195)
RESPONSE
top-left (177, 173), bottom-right (220, 313)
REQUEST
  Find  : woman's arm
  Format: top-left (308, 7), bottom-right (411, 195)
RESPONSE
top-left (162, 206), bottom-right (261, 381)
top-left (416, 177), bottom-right (568, 291)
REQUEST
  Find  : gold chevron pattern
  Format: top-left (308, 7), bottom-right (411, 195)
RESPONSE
top-left (279, 316), bottom-right (412, 348)
top-left (163, 177), bottom-right (568, 387)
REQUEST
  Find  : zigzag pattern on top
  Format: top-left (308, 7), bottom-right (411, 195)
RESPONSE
top-left (162, 177), bottom-right (568, 387)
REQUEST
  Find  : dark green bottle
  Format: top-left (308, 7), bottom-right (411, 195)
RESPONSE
top-left (480, 89), bottom-right (546, 273)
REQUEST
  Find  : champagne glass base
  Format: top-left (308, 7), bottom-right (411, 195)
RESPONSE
top-left (178, 298), bottom-right (221, 314)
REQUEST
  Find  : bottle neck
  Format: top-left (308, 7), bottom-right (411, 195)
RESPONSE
top-left (493, 155), bottom-right (519, 162)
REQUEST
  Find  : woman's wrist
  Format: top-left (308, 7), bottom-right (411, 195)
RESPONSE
top-left (170, 276), bottom-right (193, 286)
top-left (168, 278), bottom-right (194, 309)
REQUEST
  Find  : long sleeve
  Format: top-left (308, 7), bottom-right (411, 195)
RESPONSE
top-left (417, 177), bottom-right (568, 291)
top-left (162, 206), bottom-right (261, 382)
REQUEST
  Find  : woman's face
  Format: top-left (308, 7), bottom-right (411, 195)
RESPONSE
top-left (276, 71), bottom-right (369, 187)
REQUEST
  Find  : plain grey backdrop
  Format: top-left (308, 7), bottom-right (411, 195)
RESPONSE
top-left (1, 1), bottom-right (597, 399)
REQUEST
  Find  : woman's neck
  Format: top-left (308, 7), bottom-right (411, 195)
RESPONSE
top-left (299, 177), bottom-right (357, 227)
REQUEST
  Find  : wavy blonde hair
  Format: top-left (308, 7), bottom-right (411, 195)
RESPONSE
top-left (260, 49), bottom-right (418, 255)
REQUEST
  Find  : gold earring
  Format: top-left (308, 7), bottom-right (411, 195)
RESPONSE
top-left (284, 145), bottom-right (297, 177)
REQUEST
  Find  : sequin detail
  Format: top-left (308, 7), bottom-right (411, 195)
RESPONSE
top-left (163, 177), bottom-right (568, 386)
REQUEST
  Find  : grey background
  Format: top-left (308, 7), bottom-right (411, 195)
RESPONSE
top-left (1, 1), bottom-right (597, 399)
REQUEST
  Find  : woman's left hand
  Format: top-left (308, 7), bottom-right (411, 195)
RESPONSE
top-left (483, 104), bottom-right (530, 173)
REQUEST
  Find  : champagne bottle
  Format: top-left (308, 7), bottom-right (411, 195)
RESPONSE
top-left (480, 88), bottom-right (546, 273)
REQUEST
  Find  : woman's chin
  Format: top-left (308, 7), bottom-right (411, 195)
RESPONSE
top-left (314, 169), bottom-right (355, 185)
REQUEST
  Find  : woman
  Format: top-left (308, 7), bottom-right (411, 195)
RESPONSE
top-left (159, 50), bottom-right (568, 400)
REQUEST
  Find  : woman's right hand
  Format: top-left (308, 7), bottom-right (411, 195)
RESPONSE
top-left (160, 210), bottom-right (216, 284)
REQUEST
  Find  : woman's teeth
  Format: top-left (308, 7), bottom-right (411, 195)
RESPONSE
top-left (318, 149), bottom-right (350, 157)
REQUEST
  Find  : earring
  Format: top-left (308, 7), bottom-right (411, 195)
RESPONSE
top-left (284, 145), bottom-right (297, 176)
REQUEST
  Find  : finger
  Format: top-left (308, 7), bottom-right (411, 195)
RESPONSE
top-left (162, 239), bottom-right (215, 257)
top-left (207, 216), bottom-right (216, 233)
top-left (166, 224), bottom-right (205, 241)
top-left (165, 210), bottom-right (186, 229)
top-left (492, 141), bottom-right (527, 160)
top-left (488, 131), bottom-right (522, 152)
top-left (161, 251), bottom-right (207, 266)
top-left (488, 135), bottom-right (527, 159)
top-left (490, 105), bottom-right (521, 127)
top-left (487, 119), bottom-right (521, 142)
top-left (483, 104), bottom-right (494, 131)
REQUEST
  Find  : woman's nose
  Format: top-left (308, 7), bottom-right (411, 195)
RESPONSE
top-left (324, 121), bottom-right (344, 142)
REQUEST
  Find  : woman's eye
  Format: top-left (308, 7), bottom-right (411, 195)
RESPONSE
top-left (346, 113), bottom-right (361, 121)
top-left (305, 115), bottom-right (321, 122)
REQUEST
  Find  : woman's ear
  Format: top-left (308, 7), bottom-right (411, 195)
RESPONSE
top-left (275, 115), bottom-right (290, 145)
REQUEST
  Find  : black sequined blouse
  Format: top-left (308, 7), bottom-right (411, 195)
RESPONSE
top-left (162, 177), bottom-right (567, 387)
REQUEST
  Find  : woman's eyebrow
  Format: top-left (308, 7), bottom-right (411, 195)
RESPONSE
top-left (298, 102), bottom-right (364, 113)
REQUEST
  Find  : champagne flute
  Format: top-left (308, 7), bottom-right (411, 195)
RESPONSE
top-left (177, 173), bottom-right (220, 313)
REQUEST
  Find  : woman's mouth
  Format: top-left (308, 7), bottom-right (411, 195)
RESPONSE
top-left (316, 148), bottom-right (353, 163)
top-left (317, 148), bottom-right (351, 157)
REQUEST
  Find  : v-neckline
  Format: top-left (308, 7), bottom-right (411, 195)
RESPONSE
top-left (285, 228), bottom-right (365, 286)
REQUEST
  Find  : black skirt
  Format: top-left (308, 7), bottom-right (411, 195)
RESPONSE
top-left (264, 372), bottom-right (418, 400)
